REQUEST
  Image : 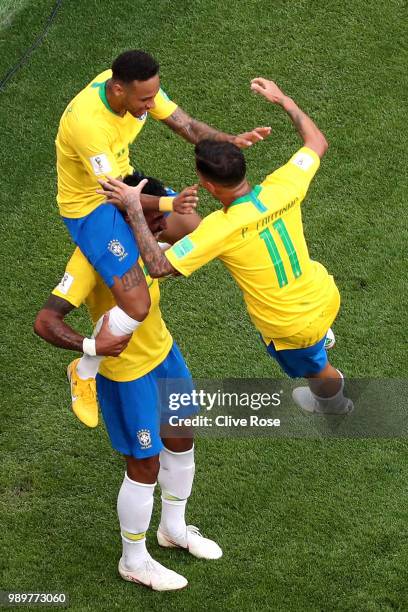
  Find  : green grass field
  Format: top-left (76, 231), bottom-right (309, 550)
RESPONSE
top-left (1, 0), bottom-right (407, 610)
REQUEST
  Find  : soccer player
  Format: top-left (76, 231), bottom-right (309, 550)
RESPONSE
top-left (97, 78), bottom-right (353, 414)
top-left (56, 49), bottom-right (271, 423)
top-left (34, 183), bottom-right (222, 592)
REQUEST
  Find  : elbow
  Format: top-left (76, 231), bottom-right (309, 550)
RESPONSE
top-left (305, 132), bottom-right (329, 159)
top-left (149, 265), bottom-right (175, 279)
top-left (321, 133), bottom-right (329, 156)
top-left (33, 312), bottom-right (46, 339)
top-left (316, 131), bottom-right (329, 158)
top-left (149, 268), bottom-right (164, 279)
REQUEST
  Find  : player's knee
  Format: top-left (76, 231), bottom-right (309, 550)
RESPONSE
top-left (126, 455), bottom-right (159, 484)
top-left (119, 293), bottom-right (151, 321)
top-left (127, 299), bottom-right (150, 322)
top-left (162, 436), bottom-right (194, 453)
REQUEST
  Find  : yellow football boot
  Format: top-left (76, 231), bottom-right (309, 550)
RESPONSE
top-left (67, 358), bottom-right (99, 428)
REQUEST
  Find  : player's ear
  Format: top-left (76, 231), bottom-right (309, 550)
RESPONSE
top-left (111, 80), bottom-right (125, 97)
top-left (200, 176), bottom-right (215, 195)
top-left (205, 180), bottom-right (217, 195)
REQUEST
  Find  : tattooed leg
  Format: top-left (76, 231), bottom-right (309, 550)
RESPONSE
top-left (110, 262), bottom-right (151, 321)
top-left (74, 263), bottom-right (151, 379)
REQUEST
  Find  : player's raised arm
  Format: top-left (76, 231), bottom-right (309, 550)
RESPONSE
top-left (250, 78), bottom-right (328, 158)
top-left (163, 106), bottom-right (271, 149)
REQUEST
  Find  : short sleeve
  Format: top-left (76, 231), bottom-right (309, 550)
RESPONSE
top-left (52, 248), bottom-right (98, 307)
top-left (165, 212), bottom-right (229, 277)
top-left (261, 147), bottom-right (320, 201)
top-left (68, 113), bottom-right (121, 179)
top-left (148, 87), bottom-right (178, 120)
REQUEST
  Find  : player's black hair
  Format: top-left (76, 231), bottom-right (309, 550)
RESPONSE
top-left (195, 139), bottom-right (246, 187)
top-left (112, 50), bottom-right (159, 83)
top-left (123, 172), bottom-right (167, 197)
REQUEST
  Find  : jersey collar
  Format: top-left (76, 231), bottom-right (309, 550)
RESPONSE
top-left (91, 80), bottom-right (120, 116)
top-left (229, 185), bottom-right (267, 213)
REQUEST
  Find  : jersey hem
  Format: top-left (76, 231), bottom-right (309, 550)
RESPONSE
top-left (98, 336), bottom-right (173, 382)
top-left (258, 284), bottom-right (340, 350)
top-left (58, 202), bottom-right (103, 219)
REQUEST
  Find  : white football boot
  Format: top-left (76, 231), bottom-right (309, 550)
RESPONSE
top-left (292, 386), bottom-right (353, 415)
top-left (118, 555), bottom-right (188, 591)
top-left (157, 525), bottom-right (223, 560)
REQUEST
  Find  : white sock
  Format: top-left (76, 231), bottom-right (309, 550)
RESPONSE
top-left (76, 306), bottom-right (142, 380)
top-left (158, 446), bottom-right (195, 542)
top-left (117, 473), bottom-right (155, 570)
top-left (311, 370), bottom-right (349, 413)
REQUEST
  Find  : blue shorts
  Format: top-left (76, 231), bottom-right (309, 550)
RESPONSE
top-left (265, 334), bottom-right (328, 378)
top-left (63, 204), bottom-right (139, 287)
top-left (96, 342), bottom-right (196, 459)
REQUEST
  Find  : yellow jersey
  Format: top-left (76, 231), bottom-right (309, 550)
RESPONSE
top-left (166, 147), bottom-right (340, 349)
top-left (56, 69), bottom-right (177, 218)
top-left (52, 248), bottom-right (173, 382)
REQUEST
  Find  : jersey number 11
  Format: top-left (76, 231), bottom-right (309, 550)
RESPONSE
top-left (259, 219), bottom-right (302, 288)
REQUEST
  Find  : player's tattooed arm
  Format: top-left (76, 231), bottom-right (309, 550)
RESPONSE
top-left (281, 99), bottom-right (328, 157)
top-left (284, 106), bottom-right (308, 140)
top-left (163, 108), bottom-right (271, 148)
top-left (163, 108), bottom-right (224, 143)
top-left (34, 295), bottom-right (84, 351)
top-left (250, 77), bottom-right (328, 158)
top-left (126, 208), bottom-right (179, 278)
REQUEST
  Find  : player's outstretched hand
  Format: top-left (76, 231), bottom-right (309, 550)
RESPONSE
top-left (95, 313), bottom-right (131, 356)
top-left (97, 176), bottom-right (148, 212)
top-left (173, 185), bottom-right (199, 214)
top-left (250, 78), bottom-right (286, 105)
top-left (234, 126), bottom-right (271, 148)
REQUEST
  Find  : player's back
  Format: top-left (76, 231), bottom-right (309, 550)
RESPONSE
top-left (167, 147), bottom-right (339, 346)
top-left (219, 175), bottom-right (337, 342)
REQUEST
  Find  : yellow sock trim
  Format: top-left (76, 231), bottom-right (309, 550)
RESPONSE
top-left (122, 530), bottom-right (146, 542)
top-left (163, 492), bottom-right (185, 502)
